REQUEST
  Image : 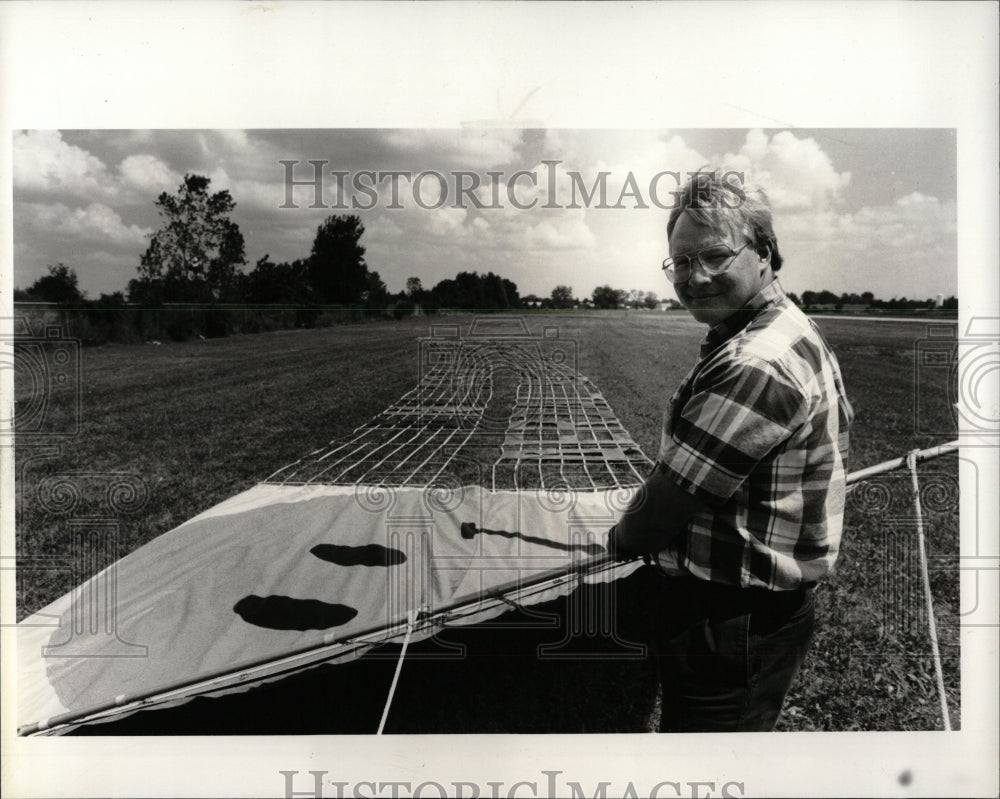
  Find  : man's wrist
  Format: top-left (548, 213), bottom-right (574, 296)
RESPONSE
top-left (606, 525), bottom-right (639, 562)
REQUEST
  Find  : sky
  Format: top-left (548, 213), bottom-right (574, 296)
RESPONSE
top-left (13, 128), bottom-right (957, 303)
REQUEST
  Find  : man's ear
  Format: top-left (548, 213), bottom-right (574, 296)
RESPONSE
top-left (757, 243), bottom-right (771, 263)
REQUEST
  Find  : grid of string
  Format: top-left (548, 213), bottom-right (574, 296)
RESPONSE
top-left (264, 338), bottom-right (653, 490)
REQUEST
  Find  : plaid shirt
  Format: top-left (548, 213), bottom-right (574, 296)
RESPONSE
top-left (656, 279), bottom-right (854, 590)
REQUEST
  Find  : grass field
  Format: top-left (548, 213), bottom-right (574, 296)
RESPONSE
top-left (14, 310), bottom-right (960, 732)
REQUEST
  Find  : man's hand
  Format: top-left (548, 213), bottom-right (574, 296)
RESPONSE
top-left (612, 462), bottom-right (706, 555)
top-left (605, 525), bottom-right (646, 563)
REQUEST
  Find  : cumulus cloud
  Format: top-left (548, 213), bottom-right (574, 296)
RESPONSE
top-left (204, 167), bottom-right (279, 212)
top-left (119, 154), bottom-right (180, 196)
top-left (383, 132), bottom-right (708, 294)
top-left (777, 192), bottom-right (956, 298)
top-left (14, 201), bottom-right (153, 295)
top-left (14, 130), bottom-right (184, 204)
top-left (425, 205), bottom-right (470, 238)
top-left (849, 193), bottom-right (955, 249)
top-left (14, 130), bottom-right (113, 200)
top-left (684, 129), bottom-right (957, 299)
top-left (719, 129), bottom-right (851, 211)
top-left (20, 202), bottom-right (151, 248)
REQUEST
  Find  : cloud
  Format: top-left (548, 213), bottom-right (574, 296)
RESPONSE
top-left (683, 130), bottom-right (956, 298)
top-left (777, 192), bottom-right (956, 298)
top-left (12, 128), bottom-right (955, 302)
top-left (849, 192), bottom-right (956, 249)
top-left (119, 154), bottom-right (181, 196)
top-left (14, 130), bottom-right (184, 205)
top-left (14, 201), bottom-right (153, 295)
top-left (425, 205), bottom-right (470, 238)
top-left (19, 202), bottom-right (151, 248)
top-left (14, 130), bottom-right (113, 200)
top-left (719, 129), bottom-right (851, 211)
top-left (782, 192), bottom-right (955, 251)
top-left (368, 132), bottom-right (709, 296)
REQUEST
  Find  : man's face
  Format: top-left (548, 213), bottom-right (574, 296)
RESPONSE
top-left (669, 211), bottom-right (767, 326)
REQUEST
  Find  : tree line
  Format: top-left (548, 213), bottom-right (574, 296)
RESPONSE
top-left (16, 174), bottom-right (522, 319)
top-left (792, 289), bottom-right (957, 311)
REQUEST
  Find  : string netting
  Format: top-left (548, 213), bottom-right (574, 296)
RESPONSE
top-left (264, 328), bottom-right (653, 491)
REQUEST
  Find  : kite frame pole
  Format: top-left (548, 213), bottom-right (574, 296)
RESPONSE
top-left (846, 439), bottom-right (958, 732)
top-left (907, 449), bottom-right (953, 731)
top-left (845, 440), bottom-right (958, 485)
top-left (19, 551), bottom-right (620, 736)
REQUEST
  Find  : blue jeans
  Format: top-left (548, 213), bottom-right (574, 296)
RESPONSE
top-left (653, 574), bottom-right (815, 732)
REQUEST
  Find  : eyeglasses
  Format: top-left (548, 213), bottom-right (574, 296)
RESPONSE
top-left (661, 241), bottom-right (751, 284)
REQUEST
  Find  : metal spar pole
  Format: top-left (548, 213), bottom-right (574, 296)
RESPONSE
top-left (907, 449), bottom-right (952, 731)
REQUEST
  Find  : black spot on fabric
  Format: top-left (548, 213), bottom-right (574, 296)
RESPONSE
top-left (460, 523), bottom-right (604, 555)
top-left (310, 543), bottom-right (407, 567)
top-left (233, 595), bottom-right (358, 631)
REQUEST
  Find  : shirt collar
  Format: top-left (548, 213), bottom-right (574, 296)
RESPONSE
top-left (700, 278), bottom-right (786, 357)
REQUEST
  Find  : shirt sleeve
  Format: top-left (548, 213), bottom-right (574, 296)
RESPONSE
top-left (658, 352), bottom-right (809, 506)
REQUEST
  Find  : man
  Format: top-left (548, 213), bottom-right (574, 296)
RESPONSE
top-left (607, 170), bottom-right (853, 732)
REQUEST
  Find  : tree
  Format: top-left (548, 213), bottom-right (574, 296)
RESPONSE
top-left (21, 263), bottom-right (85, 304)
top-left (406, 277), bottom-right (424, 298)
top-left (592, 285), bottom-right (624, 309)
top-left (363, 270), bottom-right (389, 309)
top-left (622, 289), bottom-right (659, 310)
top-left (307, 215), bottom-right (368, 305)
top-left (550, 285), bottom-right (575, 309)
top-left (243, 255), bottom-right (314, 305)
top-left (839, 292), bottom-right (864, 309)
top-left (136, 174), bottom-right (246, 301)
top-left (500, 277), bottom-right (520, 309)
top-left (483, 272), bottom-right (510, 308)
top-left (428, 271), bottom-right (519, 310)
